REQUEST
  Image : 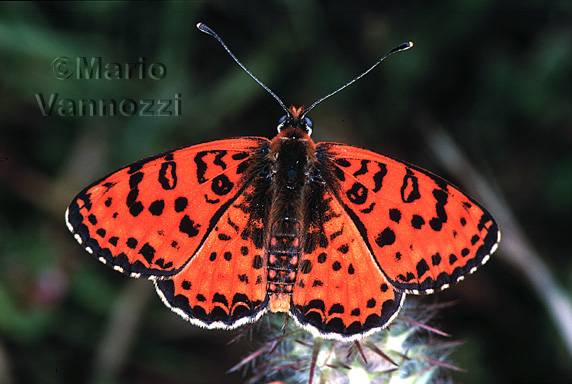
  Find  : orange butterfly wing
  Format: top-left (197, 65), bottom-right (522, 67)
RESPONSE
top-left (155, 184), bottom-right (269, 328)
top-left (318, 142), bottom-right (500, 294)
top-left (290, 189), bottom-right (404, 340)
top-left (66, 138), bottom-right (269, 279)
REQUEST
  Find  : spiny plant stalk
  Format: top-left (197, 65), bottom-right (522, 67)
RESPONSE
top-left (230, 299), bottom-right (462, 384)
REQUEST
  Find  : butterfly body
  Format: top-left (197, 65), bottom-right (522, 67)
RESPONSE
top-left (236, 114), bottom-right (314, 312)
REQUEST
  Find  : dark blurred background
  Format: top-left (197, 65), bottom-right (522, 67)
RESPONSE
top-left (0, 1), bottom-right (571, 383)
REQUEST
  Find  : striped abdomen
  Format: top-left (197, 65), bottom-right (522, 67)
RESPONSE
top-left (266, 218), bottom-right (301, 296)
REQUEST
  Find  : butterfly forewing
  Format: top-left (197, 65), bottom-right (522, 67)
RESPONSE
top-left (318, 142), bottom-right (500, 294)
top-left (66, 137), bottom-right (269, 279)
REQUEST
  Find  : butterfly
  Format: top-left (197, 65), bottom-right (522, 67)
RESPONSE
top-left (65, 23), bottom-right (500, 342)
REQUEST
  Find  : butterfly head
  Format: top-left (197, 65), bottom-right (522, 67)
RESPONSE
top-left (277, 105), bottom-right (313, 136)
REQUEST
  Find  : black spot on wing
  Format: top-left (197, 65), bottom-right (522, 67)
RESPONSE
top-left (411, 214), bottom-right (425, 229)
top-left (211, 174), bottom-right (234, 195)
top-left (227, 217), bottom-right (240, 233)
top-left (194, 152), bottom-right (208, 183)
top-left (375, 227), bottom-right (395, 247)
top-left (175, 197), bottom-right (188, 212)
top-left (328, 303), bottom-right (345, 315)
top-left (139, 243), bottom-right (156, 264)
top-left (300, 260), bottom-right (313, 274)
top-left (372, 162), bottom-right (387, 193)
top-left (179, 215), bottom-right (200, 237)
top-left (332, 261), bottom-right (341, 271)
top-left (213, 293), bottom-right (229, 307)
top-left (236, 160), bottom-right (249, 174)
top-left (330, 227), bottom-right (344, 240)
top-left (129, 202), bottom-right (144, 217)
top-left (78, 193), bottom-right (93, 210)
top-left (88, 214), bottom-right (97, 225)
top-left (238, 274), bottom-right (248, 283)
top-left (337, 244), bottom-right (349, 254)
top-left (127, 237), bottom-right (138, 249)
top-left (128, 163), bottom-right (143, 174)
top-left (346, 182), bottom-right (368, 205)
top-left (252, 255), bottom-right (263, 269)
top-left (334, 167), bottom-right (345, 181)
top-left (232, 152), bottom-right (249, 160)
top-left (389, 208), bottom-right (401, 223)
top-left (335, 159), bottom-right (351, 167)
top-left (400, 168), bottom-right (420, 203)
top-left (158, 161), bottom-right (177, 190)
top-left (127, 172), bottom-right (145, 217)
top-left (429, 188), bottom-right (448, 232)
top-left (353, 160), bottom-right (369, 177)
top-left (360, 202), bottom-right (375, 214)
top-left (213, 151), bottom-right (227, 170)
top-left (204, 194), bottom-right (221, 204)
top-left (416, 259), bottom-right (429, 278)
top-left (149, 199), bottom-right (165, 216)
top-left (478, 213), bottom-right (490, 231)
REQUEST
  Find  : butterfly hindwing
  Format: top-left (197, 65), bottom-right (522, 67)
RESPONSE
top-left (319, 142), bottom-right (500, 294)
top-left (155, 184), bottom-right (269, 328)
top-left (66, 137), bottom-right (269, 279)
top-left (290, 188), bottom-right (404, 340)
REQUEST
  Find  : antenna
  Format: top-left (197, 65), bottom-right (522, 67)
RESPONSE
top-left (196, 23), bottom-right (290, 115)
top-left (301, 41), bottom-right (414, 118)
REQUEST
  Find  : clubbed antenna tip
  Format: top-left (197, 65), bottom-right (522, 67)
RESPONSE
top-left (195, 22), bottom-right (290, 115)
top-left (301, 40), bottom-right (415, 117)
top-left (392, 41), bottom-right (414, 53)
top-left (196, 22), bottom-right (212, 35)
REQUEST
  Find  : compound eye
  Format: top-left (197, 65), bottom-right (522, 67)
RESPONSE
top-left (303, 116), bottom-right (313, 135)
top-left (276, 114), bottom-right (289, 132)
top-left (303, 116), bottom-right (313, 129)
